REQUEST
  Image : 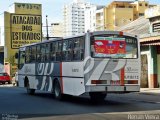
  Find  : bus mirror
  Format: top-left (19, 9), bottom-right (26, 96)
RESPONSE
top-left (15, 53), bottom-right (18, 59)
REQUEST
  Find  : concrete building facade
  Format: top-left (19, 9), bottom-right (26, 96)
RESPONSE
top-left (84, 5), bottom-right (97, 32)
top-left (63, 0), bottom-right (94, 36)
top-left (118, 5), bottom-right (160, 88)
top-left (85, 5), bottom-right (104, 32)
top-left (104, 0), bottom-right (150, 30)
top-left (50, 23), bottom-right (63, 37)
top-left (96, 8), bottom-right (104, 31)
top-left (140, 6), bottom-right (160, 88)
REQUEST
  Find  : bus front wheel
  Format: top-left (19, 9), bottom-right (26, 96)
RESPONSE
top-left (54, 80), bottom-right (63, 100)
top-left (26, 82), bottom-right (35, 95)
top-left (89, 92), bottom-right (107, 101)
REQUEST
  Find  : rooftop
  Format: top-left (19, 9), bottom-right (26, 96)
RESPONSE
top-left (117, 16), bottom-right (150, 38)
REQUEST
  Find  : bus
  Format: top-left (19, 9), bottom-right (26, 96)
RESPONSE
top-left (17, 31), bottom-right (140, 101)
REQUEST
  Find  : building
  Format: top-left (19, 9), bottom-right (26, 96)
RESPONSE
top-left (96, 7), bottom-right (104, 31)
top-left (50, 23), bottom-right (63, 37)
top-left (0, 51), bottom-right (4, 72)
top-left (0, 14), bottom-right (4, 72)
top-left (63, 0), bottom-right (94, 36)
top-left (118, 5), bottom-right (160, 88)
top-left (84, 5), bottom-right (97, 32)
top-left (140, 5), bottom-right (160, 88)
top-left (85, 5), bottom-right (104, 32)
top-left (1, 3), bottom-right (42, 76)
top-left (104, 0), bottom-right (150, 30)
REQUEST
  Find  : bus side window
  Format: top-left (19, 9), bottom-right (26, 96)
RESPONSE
top-left (50, 42), bottom-right (56, 61)
top-left (73, 37), bottom-right (84, 61)
top-left (19, 50), bottom-right (25, 69)
top-left (45, 43), bottom-right (50, 61)
top-left (73, 38), bottom-right (80, 60)
top-left (31, 46), bottom-right (36, 62)
top-left (56, 41), bottom-right (62, 61)
top-left (79, 37), bottom-right (84, 60)
top-left (36, 45), bottom-right (41, 62)
top-left (62, 39), bottom-right (73, 61)
top-left (41, 44), bottom-right (46, 62)
top-left (62, 40), bottom-right (68, 61)
top-left (68, 40), bottom-right (73, 61)
top-left (26, 47), bottom-right (31, 63)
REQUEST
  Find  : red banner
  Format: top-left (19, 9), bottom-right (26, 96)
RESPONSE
top-left (94, 39), bottom-right (126, 54)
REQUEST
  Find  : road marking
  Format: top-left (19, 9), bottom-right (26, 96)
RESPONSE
top-left (0, 84), bottom-right (14, 87)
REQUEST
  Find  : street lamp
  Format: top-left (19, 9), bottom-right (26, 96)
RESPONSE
top-left (46, 15), bottom-right (49, 40)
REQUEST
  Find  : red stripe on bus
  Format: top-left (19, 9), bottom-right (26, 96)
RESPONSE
top-left (121, 68), bottom-right (125, 86)
top-left (60, 62), bottom-right (63, 93)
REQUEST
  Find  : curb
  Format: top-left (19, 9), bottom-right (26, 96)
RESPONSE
top-left (138, 92), bottom-right (160, 96)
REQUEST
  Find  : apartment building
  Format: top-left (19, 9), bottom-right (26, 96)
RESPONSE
top-left (96, 7), bottom-right (104, 31)
top-left (50, 23), bottom-right (63, 37)
top-left (85, 5), bottom-right (104, 32)
top-left (104, 0), bottom-right (150, 30)
top-left (63, 0), bottom-right (94, 36)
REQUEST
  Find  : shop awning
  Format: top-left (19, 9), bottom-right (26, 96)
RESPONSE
top-left (140, 35), bottom-right (160, 46)
top-left (140, 36), bottom-right (160, 43)
top-left (141, 42), bottom-right (160, 46)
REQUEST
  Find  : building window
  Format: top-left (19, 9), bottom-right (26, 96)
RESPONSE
top-left (145, 3), bottom-right (148, 6)
top-left (139, 3), bottom-right (142, 6)
top-left (153, 22), bottom-right (160, 33)
top-left (139, 13), bottom-right (144, 16)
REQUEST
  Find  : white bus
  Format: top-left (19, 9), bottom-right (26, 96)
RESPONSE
top-left (17, 31), bottom-right (140, 101)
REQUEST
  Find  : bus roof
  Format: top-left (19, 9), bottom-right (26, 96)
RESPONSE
top-left (19, 33), bottom-right (86, 48)
top-left (19, 31), bottom-right (137, 48)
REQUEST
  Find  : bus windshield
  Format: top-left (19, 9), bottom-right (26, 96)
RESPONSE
top-left (91, 35), bottom-right (138, 58)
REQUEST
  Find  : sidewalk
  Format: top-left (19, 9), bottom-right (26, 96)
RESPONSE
top-left (140, 88), bottom-right (160, 95)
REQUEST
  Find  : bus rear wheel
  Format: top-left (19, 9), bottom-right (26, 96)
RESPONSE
top-left (89, 92), bottom-right (107, 101)
top-left (54, 80), bottom-right (63, 100)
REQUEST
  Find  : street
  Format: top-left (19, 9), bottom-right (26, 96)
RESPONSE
top-left (0, 85), bottom-right (160, 120)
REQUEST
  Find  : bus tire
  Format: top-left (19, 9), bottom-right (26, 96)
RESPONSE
top-left (26, 80), bottom-right (35, 95)
top-left (89, 92), bottom-right (107, 101)
top-left (54, 80), bottom-right (63, 100)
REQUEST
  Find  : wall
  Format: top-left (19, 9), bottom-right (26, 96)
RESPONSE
top-left (115, 8), bottom-right (133, 27)
top-left (0, 52), bottom-right (4, 72)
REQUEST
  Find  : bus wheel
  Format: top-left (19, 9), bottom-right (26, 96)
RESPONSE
top-left (26, 82), bottom-right (35, 95)
top-left (89, 92), bottom-right (107, 101)
top-left (54, 80), bottom-right (63, 100)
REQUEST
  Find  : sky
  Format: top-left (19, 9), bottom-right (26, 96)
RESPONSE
top-left (0, 0), bottom-right (160, 37)
top-left (0, 0), bottom-right (160, 25)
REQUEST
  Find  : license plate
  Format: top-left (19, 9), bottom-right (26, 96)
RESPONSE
top-left (110, 80), bottom-right (120, 85)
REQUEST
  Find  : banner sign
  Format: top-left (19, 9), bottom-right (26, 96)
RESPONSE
top-left (94, 37), bottom-right (126, 57)
top-left (11, 14), bottom-right (42, 49)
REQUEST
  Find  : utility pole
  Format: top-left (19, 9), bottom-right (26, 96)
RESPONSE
top-left (46, 15), bottom-right (49, 40)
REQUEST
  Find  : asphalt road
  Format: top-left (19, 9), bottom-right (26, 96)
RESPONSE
top-left (0, 85), bottom-right (160, 120)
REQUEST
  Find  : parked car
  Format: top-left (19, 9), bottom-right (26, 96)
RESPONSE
top-left (0, 72), bottom-right (11, 84)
